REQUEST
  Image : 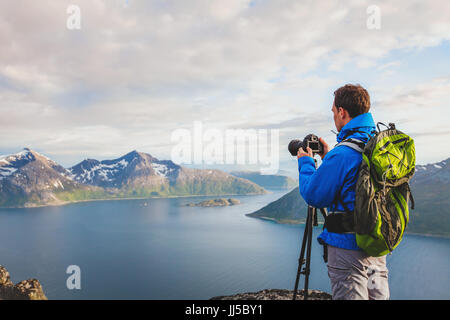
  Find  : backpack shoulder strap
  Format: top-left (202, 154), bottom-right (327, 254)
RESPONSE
top-left (335, 138), bottom-right (366, 153)
top-left (331, 138), bottom-right (367, 216)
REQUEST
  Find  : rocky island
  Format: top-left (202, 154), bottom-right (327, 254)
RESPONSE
top-left (185, 198), bottom-right (241, 207)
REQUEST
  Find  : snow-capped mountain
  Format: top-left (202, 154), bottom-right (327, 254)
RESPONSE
top-left (412, 158), bottom-right (450, 184)
top-left (0, 148), bottom-right (266, 208)
top-left (68, 150), bottom-right (266, 196)
top-left (68, 151), bottom-right (181, 188)
top-left (0, 148), bottom-right (73, 186)
top-left (0, 148), bottom-right (98, 207)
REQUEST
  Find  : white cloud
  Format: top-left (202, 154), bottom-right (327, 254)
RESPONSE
top-left (371, 76), bottom-right (450, 164)
top-left (376, 76), bottom-right (450, 108)
top-left (0, 0), bottom-right (449, 166)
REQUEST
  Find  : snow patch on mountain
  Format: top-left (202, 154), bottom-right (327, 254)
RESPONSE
top-left (152, 162), bottom-right (176, 177)
top-left (0, 167), bottom-right (17, 180)
top-left (52, 179), bottom-right (65, 189)
top-left (413, 158), bottom-right (450, 185)
top-left (68, 158), bottom-right (131, 185)
top-left (0, 149), bottom-right (33, 180)
top-left (0, 149), bottom-right (34, 164)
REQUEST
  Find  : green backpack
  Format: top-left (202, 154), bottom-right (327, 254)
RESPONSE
top-left (342, 123), bottom-right (416, 257)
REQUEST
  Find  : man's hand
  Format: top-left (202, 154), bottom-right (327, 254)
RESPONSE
top-left (297, 147), bottom-right (313, 159)
top-left (319, 137), bottom-right (330, 160)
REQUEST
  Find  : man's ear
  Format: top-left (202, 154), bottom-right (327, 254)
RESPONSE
top-left (339, 107), bottom-right (350, 119)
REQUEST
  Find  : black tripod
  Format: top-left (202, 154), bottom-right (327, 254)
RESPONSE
top-left (292, 205), bottom-right (328, 300)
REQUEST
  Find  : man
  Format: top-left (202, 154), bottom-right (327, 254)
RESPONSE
top-left (297, 84), bottom-right (390, 300)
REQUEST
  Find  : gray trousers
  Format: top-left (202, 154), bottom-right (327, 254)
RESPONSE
top-left (327, 245), bottom-right (390, 300)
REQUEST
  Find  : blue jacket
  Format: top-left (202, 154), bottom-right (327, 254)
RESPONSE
top-left (297, 113), bottom-right (376, 250)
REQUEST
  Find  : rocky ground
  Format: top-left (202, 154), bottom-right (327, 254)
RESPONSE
top-left (0, 266), bottom-right (47, 300)
top-left (1, 265), bottom-right (331, 301)
top-left (210, 289), bottom-right (332, 300)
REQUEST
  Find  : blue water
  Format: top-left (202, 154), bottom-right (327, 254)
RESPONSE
top-left (0, 190), bottom-right (448, 300)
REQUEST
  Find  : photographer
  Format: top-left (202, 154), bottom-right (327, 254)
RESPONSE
top-left (297, 84), bottom-right (389, 300)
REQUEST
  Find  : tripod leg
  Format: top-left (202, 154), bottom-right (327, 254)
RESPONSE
top-left (319, 208), bottom-right (328, 219)
top-left (313, 206), bottom-right (318, 226)
top-left (303, 207), bottom-right (315, 300)
top-left (293, 206), bottom-right (311, 300)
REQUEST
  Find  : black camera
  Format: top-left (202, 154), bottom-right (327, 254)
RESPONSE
top-left (288, 134), bottom-right (324, 156)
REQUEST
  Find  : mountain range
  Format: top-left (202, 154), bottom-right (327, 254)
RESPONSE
top-left (247, 158), bottom-right (450, 237)
top-left (229, 171), bottom-right (298, 189)
top-left (0, 148), bottom-right (266, 208)
top-left (408, 158), bottom-right (450, 236)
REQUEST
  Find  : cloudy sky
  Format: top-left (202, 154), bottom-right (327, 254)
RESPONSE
top-left (0, 0), bottom-right (449, 173)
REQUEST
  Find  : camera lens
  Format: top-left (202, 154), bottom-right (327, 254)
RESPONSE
top-left (288, 139), bottom-right (304, 156)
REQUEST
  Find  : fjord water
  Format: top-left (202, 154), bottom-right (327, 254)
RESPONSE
top-left (0, 190), bottom-right (448, 300)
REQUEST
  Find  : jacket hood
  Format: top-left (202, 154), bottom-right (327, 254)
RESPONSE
top-left (336, 112), bottom-right (376, 143)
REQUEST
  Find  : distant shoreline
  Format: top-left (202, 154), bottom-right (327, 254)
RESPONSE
top-left (0, 191), bottom-right (272, 210)
top-left (404, 232), bottom-right (450, 239)
top-left (3, 195), bottom-right (448, 239)
top-left (247, 215), bottom-right (450, 239)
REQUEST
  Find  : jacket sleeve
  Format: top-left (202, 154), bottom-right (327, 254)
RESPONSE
top-left (297, 152), bottom-right (347, 209)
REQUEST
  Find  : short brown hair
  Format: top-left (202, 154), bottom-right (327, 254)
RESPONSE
top-left (333, 84), bottom-right (370, 118)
